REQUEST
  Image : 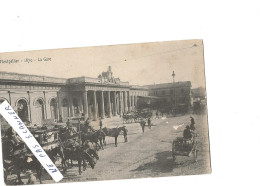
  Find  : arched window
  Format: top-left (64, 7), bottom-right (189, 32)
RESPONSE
top-left (17, 99), bottom-right (29, 122)
top-left (35, 98), bottom-right (45, 120)
top-left (50, 98), bottom-right (58, 120)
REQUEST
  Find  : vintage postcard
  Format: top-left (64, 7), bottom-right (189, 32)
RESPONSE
top-left (0, 40), bottom-right (211, 185)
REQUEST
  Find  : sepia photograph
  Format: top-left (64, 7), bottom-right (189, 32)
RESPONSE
top-left (0, 40), bottom-right (210, 185)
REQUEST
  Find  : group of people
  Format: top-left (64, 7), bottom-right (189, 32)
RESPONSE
top-left (139, 117), bottom-right (152, 133)
top-left (66, 117), bottom-right (104, 135)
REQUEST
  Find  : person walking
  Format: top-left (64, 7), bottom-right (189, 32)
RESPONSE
top-left (140, 119), bottom-right (146, 133)
top-left (148, 118), bottom-right (151, 129)
top-left (156, 110), bottom-right (159, 119)
top-left (99, 118), bottom-right (103, 130)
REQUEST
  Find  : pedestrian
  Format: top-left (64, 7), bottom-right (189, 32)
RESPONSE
top-left (58, 114), bottom-right (63, 123)
top-left (66, 119), bottom-right (70, 129)
top-left (148, 118), bottom-right (151, 129)
top-left (99, 118), bottom-right (103, 130)
top-left (156, 110), bottom-right (159, 119)
top-left (140, 119), bottom-right (146, 133)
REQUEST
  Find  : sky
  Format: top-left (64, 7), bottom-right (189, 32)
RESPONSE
top-left (0, 40), bottom-right (206, 88)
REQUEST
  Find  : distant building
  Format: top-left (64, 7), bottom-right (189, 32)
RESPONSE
top-left (145, 81), bottom-right (192, 112)
top-left (143, 71), bottom-right (192, 113)
top-left (191, 86), bottom-right (206, 101)
top-left (191, 86), bottom-right (207, 114)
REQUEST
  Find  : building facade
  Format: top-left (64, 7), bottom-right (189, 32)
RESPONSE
top-left (145, 80), bottom-right (192, 113)
top-left (0, 67), bottom-right (148, 128)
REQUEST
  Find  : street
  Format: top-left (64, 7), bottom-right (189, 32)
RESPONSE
top-left (59, 114), bottom-right (210, 183)
top-left (7, 114), bottom-right (211, 184)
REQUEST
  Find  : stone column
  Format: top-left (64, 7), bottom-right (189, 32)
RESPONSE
top-left (107, 91), bottom-right (112, 117)
top-left (93, 91), bottom-right (97, 121)
top-left (101, 91), bottom-right (105, 119)
top-left (134, 93), bottom-right (137, 106)
top-left (118, 91), bottom-right (122, 115)
top-left (43, 91), bottom-right (48, 119)
top-left (124, 91), bottom-right (128, 113)
top-left (8, 91), bottom-right (12, 105)
top-left (27, 91), bottom-right (32, 123)
top-left (122, 91), bottom-right (125, 113)
top-left (132, 93), bottom-right (134, 110)
top-left (69, 96), bottom-right (73, 117)
top-left (56, 92), bottom-right (61, 121)
top-left (127, 91), bottom-right (131, 111)
top-left (79, 94), bottom-right (83, 114)
top-left (83, 91), bottom-right (89, 119)
top-left (113, 91), bottom-right (117, 116)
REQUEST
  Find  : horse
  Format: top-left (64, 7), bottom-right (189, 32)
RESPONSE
top-left (3, 151), bottom-right (43, 184)
top-left (81, 130), bottom-right (105, 150)
top-left (2, 138), bottom-right (61, 184)
top-left (1, 138), bottom-right (41, 185)
top-left (102, 126), bottom-right (128, 147)
top-left (57, 145), bottom-right (96, 175)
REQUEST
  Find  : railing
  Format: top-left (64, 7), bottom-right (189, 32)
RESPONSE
top-left (131, 85), bottom-right (148, 89)
top-left (0, 71), bottom-right (66, 84)
top-left (67, 76), bottom-right (101, 84)
top-left (119, 81), bottom-right (129, 86)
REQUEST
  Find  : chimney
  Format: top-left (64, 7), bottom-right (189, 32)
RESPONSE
top-left (108, 66), bottom-right (112, 71)
top-left (172, 71), bottom-right (175, 83)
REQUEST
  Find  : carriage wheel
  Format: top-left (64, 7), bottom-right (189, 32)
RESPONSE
top-left (172, 143), bottom-right (176, 165)
top-left (193, 143), bottom-right (198, 162)
top-left (4, 168), bottom-right (7, 182)
top-left (193, 149), bottom-right (197, 162)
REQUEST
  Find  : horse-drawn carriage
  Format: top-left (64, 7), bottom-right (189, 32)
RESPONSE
top-left (30, 128), bottom-right (60, 151)
top-left (172, 136), bottom-right (198, 164)
top-left (2, 124), bottom-right (99, 184)
top-left (123, 110), bottom-right (152, 123)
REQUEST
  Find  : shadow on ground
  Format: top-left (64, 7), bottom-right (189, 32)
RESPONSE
top-left (131, 151), bottom-right (197, 174)
top-left (131, 151), bottom-right (174, 173)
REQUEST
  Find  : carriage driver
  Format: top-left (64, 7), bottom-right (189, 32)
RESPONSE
top-left (66, 119), bottom-right (77, 136)
top-left (183, 125), bottom-right (193, 140)
top-left (5, 127), bottom-right (23, 148)
top-left (190, 116), bottom-right (195, 131)
top-left (83, 118), bottom-right (94, 133)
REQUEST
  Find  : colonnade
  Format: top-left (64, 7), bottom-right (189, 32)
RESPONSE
top-left (80, 90), bottom-right (138, 120)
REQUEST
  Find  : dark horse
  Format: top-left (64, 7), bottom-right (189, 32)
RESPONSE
top-left (2, 138), bottom-right (61, 185)
top-left (81, 130), bottom-right (105, 150)
top-left (102, 126), bottom-right (128, 147)
top-left (58, 145), bottom-right (96, 175)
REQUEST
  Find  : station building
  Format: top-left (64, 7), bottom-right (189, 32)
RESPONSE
top-left (0, 68), bottom-right (192, 131)
top-left (0, 66), bottom-right (148, 129)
